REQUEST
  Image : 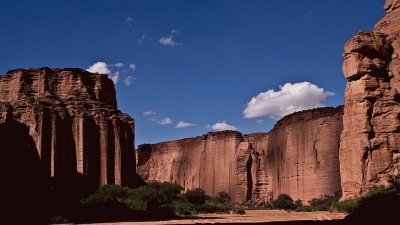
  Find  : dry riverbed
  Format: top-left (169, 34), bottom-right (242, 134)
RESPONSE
top-left (75, 210), bottom-right (346, 225)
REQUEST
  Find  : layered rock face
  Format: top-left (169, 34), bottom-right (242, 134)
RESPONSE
top-left (137, 107), bottom-right (343, 203)
top-left (137, 131), bottom-right (247, 203)
top-left (0, 68), bottom-right (137, 189)
top-left (340, 0), bottom-right (400, 198)
top-left (267, 107), bottom-right (343, 203)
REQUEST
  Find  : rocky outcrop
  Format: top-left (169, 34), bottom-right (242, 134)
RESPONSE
top-left (340, 0), bottom-right (400, 199)
top-left (137, 107), bottom-right (343, 203)
top-left (0, 68), bottom-right (138, 189)
top-left (267, 106), bottom-right (343, 203)
top-left (137, 131), bottom-right (247, 203)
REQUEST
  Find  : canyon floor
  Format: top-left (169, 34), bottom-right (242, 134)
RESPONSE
top-left (77, 210), bottom-right (346, 225)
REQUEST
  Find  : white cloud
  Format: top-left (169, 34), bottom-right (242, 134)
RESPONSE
top-left (113, 63), bottom-right (124, 68)
top-left (143, 110), bottom-right (157, 116)
top-left (87, 62), bottom-right (111, 74)
top-left (210, 121), bottom-right (238, 131)
top-left (152, 117), bottom-right (173, 125)
top-left (171, 29), bottom-right (180, 34)
top-left (109, 72), bottom-right (119, 84)
top-left (123, 76), bottom-right (134, 86)
top-left (159, 35), bottom-right (183, 47)
top-left (243, 81), bottom-right (334, 119)
top-left (138, 33), bottom-right (147, 45)
top-left (125, 16), bottom-right (134, 26)
top-left (87, 62), bottom-right (120, 84)
top-left (129, 63), bottom-right (136, 71)
top-left (175, 121), bottom-right (196, 128)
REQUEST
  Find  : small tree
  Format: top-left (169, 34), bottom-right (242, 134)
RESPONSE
top-left (215, 191), bottom-right (231, 204)
top-left (184, 188), bottom-right (208, 205)
top-left (271, 194), bottom-right (295, 210)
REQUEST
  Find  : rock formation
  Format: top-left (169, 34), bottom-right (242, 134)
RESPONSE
top-left (137, 106), bottom-right (343, 203)
top-left (267, 106), bottom-right (343, 203)
top-left (0, 68), bottom-right (137, 188)
top-left (340, 0), bottom-right (400, 199)
top-left (0, 68), bottom-right (139, 223)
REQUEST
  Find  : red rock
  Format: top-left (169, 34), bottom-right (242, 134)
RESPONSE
top-left (137, 107), bottom-right (343, 203)
top-left (340, 0), bottom-right (400, 199)
top-left (0, 68), bottom-right (138, 188)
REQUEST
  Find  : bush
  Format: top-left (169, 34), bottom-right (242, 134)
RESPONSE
top-left (184, 188), bottom-right (208, 206)
top-left (294, 205), bottom-right (313, 212)
top-left (308, 195), bottom-right (340, 211)
top-left (215, 191), bottom-right (231, 204)
top-left (233, 207), bottom-right (246, 215)
top-left (81, 184), bottom-right (130, 205)
top-left (196, 201), bottom-right (230, 214)
top-left (271, 194), bottom-right (295, 210)
top-left (332, 197), bottom-right (359, 214)
top-left (124, 181), bottom-right (183, 211)
top-left (171, 200), bottom-right (195, 216)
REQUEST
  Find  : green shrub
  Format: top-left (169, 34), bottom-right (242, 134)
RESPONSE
top-left (308, 195), bottom-right (340, 211)
top-left (215, 191), bottom-right (231, 204)
top-left (196, 201), bottom-right (230, 214)
top-left (171, 200), bottom-right (195, 216)
top-left (233, 207), bottom-right (246, 215)
top-left (294, 205), bottom-right (313, 212)
top-left (271, 194), bottom-right (295, 210)
top-left (81, 184), bottom-right (130, 205)
top-left (332, 198), bottom-right (359, 214)
top-left (124, 181), bottom-right (183, 210)
top-left (184, 188), bottom-right (209, 206)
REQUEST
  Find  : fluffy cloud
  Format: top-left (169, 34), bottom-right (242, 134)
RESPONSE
top-left (87, 62), bottom-right (119, 84)
top-left (209, 121), bottom-right (238, 131)
top-left (123, 76), bottom-right (134, 86)
top-left (175, 121), bottom-right (195, 128)
top-left (129, 63), bottom-right (136, 71)
top-left (87, 62), bottom-right (110, 74)
top-left (159, 30), bottom-right (183, 47)
top-left (243, 82), bottom-right (334, 119)
top-left (143, 110), bottom-right (157, 116)
top-left (152, 117), bottom-right (173, 125)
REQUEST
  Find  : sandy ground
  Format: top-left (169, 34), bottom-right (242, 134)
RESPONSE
top-left (77, 210), bottom-right (346, 225)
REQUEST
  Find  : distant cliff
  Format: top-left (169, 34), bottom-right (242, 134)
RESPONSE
top-left (137, 106), bottom-right (343, 203)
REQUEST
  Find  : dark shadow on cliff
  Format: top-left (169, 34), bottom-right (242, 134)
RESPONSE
top-left (0, 110), bottom-right (47, 225)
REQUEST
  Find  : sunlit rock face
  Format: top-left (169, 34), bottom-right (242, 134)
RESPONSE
top-left (340, 0), bottom-right (400, 199)
top-left (267, 106), bottom-right (343, 203)
top-left (0, 68), bottom-right (137, 188)
top-left (137, 107), bottom-right (343, 204)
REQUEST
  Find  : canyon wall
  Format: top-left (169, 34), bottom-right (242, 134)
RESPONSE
top-left (267, 106), bottom-right (343, 203)
top-left (137, 131), bottom-right (247, 203)
top-left (0, 68), bottom-right (138, 189)
top-left (137, 107), bottom-right (343, 203)
top-left (340, 0), bottom-right (400, 198)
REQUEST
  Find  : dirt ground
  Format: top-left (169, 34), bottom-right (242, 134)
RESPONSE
top-left (77, 210), bottom-right (346, 225)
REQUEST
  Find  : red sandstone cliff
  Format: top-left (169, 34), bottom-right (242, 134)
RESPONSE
top-left (267, 106), bottom-right (343, 203)
top-left (137, 107), bottom-right (343, 203)
top-left (340, 0), bottom-right (400, 199)
top-left (0, 68), bottom-right (137, 188)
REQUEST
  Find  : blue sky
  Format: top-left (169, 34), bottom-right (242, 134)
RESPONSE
top-left (0, 0), bottom-right (384, 146)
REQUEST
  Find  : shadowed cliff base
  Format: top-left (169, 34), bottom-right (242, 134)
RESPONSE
top-left (0, 110), bottom-right (47, 225)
